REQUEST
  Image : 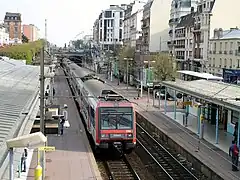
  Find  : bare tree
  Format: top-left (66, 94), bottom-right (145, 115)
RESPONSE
top-left (152, 52), bottom-right (176, 81)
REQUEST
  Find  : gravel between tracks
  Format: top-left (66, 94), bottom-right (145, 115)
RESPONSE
top-left (127, 151), bottom-right (155, 180)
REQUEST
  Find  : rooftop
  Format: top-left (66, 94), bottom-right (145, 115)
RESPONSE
top-left (162, 79), bottom-right (240, 112)
top-left (176, 12), bottom-right (195, 28)
top-left (4, 12), bottom-right (21, 22)
top-left (0, 57), bottom-right (39, 161)
top-left (211, 28), bottom-right (240, 40)
top-left (177, 70), bottom-right (223, 80)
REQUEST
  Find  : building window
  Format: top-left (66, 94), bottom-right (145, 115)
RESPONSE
top-left (230, 42), bottom-right (233, 50)
top-left (213, 42), bottom-right (216, 51)
top-left (120, 12), bottom-right (123, 18)
top-left (104, 11), bottom-right (112, 18)
top-left (230, 59), bottom-right (232, 67)
top-left (220, 58), bottom-right (222, 67)
top-left (111, 19), bottom-right (114, 27)
top-left (238, 59), bottom-right (240, 68)
top-left (224, 59), bottom-right (227, 67)
top-left (14, 33), bottom-right (18, 38)
top-left (107, 20), bottom-right (110, 27)
top-left (112, 13), bottom-right (114, 17)
top-left (225, 42), bottom-right (228, 50)
top-left (231, 111), bottom-right (239, 124)
top-left (100, 20), bottom-right (102, 27)
top-left (220, 42), bottom-right (222, 51)
top-left (14, 27), bottom-right (18, 32)
top-left (119, 29), bottom-right (122, 40)
top-left (119, 19), bottom-right (123, 27)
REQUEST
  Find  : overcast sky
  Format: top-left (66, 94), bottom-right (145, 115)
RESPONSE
top-left (0, 0), bottom-right (135, 46)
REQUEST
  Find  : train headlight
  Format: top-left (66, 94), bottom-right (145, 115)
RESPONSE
top-left (101, 134), bottom-right (109, 138)
top-left (127, 133), bottom-right (133, 138)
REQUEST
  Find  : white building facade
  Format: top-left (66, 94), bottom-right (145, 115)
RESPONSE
top-left (123, 2), bottom-right (143, 48)
top-left (0, 24), bottom-right (9, 46)
top-left (208, 28), bottom-right (240, 76)
top-left (98, 4), bottom-right (127, 50)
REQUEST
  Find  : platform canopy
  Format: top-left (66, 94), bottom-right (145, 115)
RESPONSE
top-left (6, 132), bottom-right (47, 149)
top-left (162, 79), bottom-right (240, 112)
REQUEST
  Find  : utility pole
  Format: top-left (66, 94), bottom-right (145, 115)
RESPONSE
top-left (39, 47), bottom-right (45, 180)
top-left (126, 58), bottom-right (129, 90)
top-left (39, 18), bottom-right (48, 180)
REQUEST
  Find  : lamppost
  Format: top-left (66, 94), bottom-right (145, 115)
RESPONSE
top-left (124, 57), bottom-right (133, 90)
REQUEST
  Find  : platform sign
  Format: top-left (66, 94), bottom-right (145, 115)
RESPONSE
top-left (38, 146), bottom-right (55, 151)
top-left (183, 101), bottom-right (192, 106)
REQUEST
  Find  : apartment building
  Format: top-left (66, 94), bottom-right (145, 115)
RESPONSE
top-left (98, 4), bottom-right (127, 51)
top-left (141, 0), bottom-right (152, 53)
top-left (208, 28), bottom-right (240, 76)
top-left (189, 0), bottom-right (214, 72)
top-left (173, 10), bottom-right (195, 70)
top-left (22, 24), bottom-right (40, 42)
top-left (4, 12), bottom-right (22, 44)
top-left (123, 1), bottom-right (143, 48)
top-left (0, 24), bottom-right (9, 46)
top-left (168, 0), bottom-right (198, 70)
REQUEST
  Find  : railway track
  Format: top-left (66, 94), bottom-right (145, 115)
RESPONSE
top-left (137, 123), bottom-right (198, 180)
top-left (104, 154), bottom-right (141, 180)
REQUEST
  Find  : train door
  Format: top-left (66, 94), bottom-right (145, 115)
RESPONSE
top-left (89, 106), bottom-right (96, 140)
top-left (88, 105), bottom-right (91, 132)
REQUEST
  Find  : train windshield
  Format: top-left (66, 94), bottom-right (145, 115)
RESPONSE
top-left (99, 107), bottom-right (133, 130)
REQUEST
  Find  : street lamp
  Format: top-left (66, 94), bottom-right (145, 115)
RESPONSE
top-left (124, 57), bottom-right (133, 90)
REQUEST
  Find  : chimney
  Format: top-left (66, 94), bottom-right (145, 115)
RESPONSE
top-left (218, 28), bottom-right (223, 38)
top-left (213, 28), bottom-right (218, 39)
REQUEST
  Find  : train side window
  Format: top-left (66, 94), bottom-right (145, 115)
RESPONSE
top-left (90, 107), bottom-right (95, 128)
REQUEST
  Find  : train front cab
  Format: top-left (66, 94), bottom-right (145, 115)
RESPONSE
top-left (95, 105), bottom-right (136, 153)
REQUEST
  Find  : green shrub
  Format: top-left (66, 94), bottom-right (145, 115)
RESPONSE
top-left (0, 40), bottom-right (44, 64)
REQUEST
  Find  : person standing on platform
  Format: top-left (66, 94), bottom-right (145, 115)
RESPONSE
top-left (229, 140), bottom-right (239, 171)
top-left (21, 152), bottom-right (26, 172)
top-left (59, 116), bottom-right (65, 135)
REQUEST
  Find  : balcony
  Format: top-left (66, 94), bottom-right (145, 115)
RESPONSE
top-left (175, 34), bottom-right (186, 39)
top-left (175, 44), bottom-right (185, 48)
top-left (176, 55), bottom-right (184, 60)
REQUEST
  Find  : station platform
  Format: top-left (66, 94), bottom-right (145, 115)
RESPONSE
top-left (100, 75), bottom-right (240, 180)
top-left (27, 69), bottom-right (102, 180)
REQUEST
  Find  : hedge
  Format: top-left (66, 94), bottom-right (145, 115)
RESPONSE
top-left (0, 40), bottom-right (44, 64)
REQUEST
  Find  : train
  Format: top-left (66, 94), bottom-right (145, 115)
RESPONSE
top-left (62, 59), bottom-right (136, 153)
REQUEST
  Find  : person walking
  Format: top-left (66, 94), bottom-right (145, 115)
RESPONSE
top-left (59, 117), bottom-right (65, 135)
top-left (229, 140), bottom-right (239, 171)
